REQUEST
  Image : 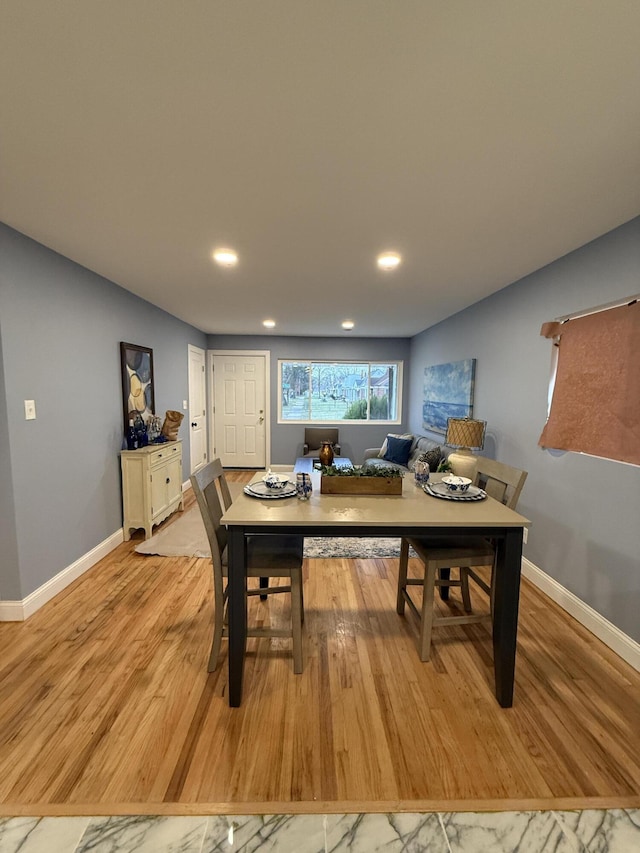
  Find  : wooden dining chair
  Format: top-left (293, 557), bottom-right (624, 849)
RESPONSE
top-left (190, 460), bottom-right (305, 673)
top-left (397, 458), bottom-right (527, 661)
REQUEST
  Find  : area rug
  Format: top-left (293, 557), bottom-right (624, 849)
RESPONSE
top-left (134, 506), bottom-right (404, 558)
top-left (134, 506), bottom-right (212, 558)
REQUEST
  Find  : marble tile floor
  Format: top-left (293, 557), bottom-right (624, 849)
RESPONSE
top-left (0, 810), bottom-right (638, 853)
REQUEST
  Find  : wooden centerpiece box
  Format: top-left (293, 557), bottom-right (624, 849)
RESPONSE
top-left (320, 466), bottom-right (403, 496)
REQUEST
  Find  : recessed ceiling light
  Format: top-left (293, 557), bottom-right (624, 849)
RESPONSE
top-left (377, 251), bottom-right (401, 271)
top-left (262, 319), bottom-right (276, 328)
top-left (341, 320), bottom-right (355, 330)
top-left (212, 248), bottom-right (238, 267)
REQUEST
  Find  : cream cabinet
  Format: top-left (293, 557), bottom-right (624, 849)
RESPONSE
top-left (120, 441), bottom-right (184, 540)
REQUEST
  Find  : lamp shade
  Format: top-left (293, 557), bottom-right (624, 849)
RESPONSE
top-left (445, 418), bottom-right (486, 450)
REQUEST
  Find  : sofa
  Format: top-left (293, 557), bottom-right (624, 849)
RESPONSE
top-left (361, 433), bottom-right (450, 474)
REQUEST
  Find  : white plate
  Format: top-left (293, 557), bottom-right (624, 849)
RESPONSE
top-left (424, 482), bottom-right (487, 502)
top-left (244, 482), bottom-right (297, 499)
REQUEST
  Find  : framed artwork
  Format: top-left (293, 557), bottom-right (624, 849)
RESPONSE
top-left (120, 342), bottom-right (155, 431)
top-left (423, 358), bottom-right (476, 434)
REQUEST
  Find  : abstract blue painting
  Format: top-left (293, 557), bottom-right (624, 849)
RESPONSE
top-left (423, 359), bottom-right (476, 434)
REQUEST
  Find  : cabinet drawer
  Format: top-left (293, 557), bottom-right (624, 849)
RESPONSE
top-left (150, 443), bottom-right (181, 468)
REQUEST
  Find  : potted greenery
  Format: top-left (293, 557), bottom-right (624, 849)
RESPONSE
top-left (319, 464), bottom-right (403, 495)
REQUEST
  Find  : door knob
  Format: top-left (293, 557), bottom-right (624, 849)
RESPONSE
top-left (259, 416), bottom-right (264, 424)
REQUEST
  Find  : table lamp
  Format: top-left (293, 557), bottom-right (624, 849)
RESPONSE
top-left (445, 417), bottom-right (487, 480)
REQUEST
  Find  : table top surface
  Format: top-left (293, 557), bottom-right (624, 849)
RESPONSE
top-left (222, 470), bottom-right (530, 530)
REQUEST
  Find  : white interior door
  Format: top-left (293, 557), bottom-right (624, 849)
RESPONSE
top-left (212, 353), bottom-right (267, 468)
top-left (188, 345), bottom-right (207, 473)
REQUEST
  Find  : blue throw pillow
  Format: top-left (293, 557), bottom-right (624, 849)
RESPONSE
top-left (383, 435), bottom-right (413, 466)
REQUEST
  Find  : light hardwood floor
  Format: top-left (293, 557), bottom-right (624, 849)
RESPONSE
top-left (0, 470), bottom-right (639, 816)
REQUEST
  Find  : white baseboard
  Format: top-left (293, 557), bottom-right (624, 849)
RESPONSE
top-left (0, 529), bottom-right (124, 622)
top-left (522, 557), bottom-right (640, 672)
top-left (0, 600), bottom-right (27, 621)
top-left (1, 486), bottom-right (196, 622)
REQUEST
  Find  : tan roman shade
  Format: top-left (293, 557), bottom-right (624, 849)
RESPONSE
top-left (538, 300), bottom-right (640, 466)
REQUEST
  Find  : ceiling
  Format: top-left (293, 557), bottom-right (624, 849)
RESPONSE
top-left (1, 2), bottom-right (639, 338)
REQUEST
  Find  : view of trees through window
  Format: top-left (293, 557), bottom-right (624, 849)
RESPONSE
top-left (279, 361), bottom-right (401, 422)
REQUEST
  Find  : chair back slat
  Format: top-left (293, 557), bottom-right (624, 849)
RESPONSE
top-left (190, 459), bottom-right (230, 574)
top-left (475, 457), bottom-right (527, 510)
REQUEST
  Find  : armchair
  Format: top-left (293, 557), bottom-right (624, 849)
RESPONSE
top-left (302, 427), bottom-right (341, 458)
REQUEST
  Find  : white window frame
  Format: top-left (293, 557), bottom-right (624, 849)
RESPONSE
top-left (277, 359), bottom-right (403, 425)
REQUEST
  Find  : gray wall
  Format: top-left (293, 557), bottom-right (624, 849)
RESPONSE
top-left (0, 225), bottom-right (207, 599)
top-left (207, 335), bottom-right (411, 465)
top-left (2, 216), bottom-right (638, 646)
top-left (409, 216), bottom-right (640, 642)
top-left (0, 323), bottom-right (20, 599)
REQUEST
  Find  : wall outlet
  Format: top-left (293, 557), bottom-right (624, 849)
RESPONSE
top-left (24, 399), bottom-right (36, 420)
top-left (523, 527), bottom-right (529, 544)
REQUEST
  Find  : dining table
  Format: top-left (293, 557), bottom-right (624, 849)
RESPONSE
top-left (221, 468), bottom-right (530, 708)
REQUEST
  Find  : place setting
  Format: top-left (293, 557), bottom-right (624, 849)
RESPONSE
top-left (243, 471), bottom-right (298, 499)
top-left (424, 474), bottom-right (487, 502)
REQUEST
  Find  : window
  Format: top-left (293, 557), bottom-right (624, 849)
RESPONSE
top-left (278, 361), bottom-right (402, 423)
top-left (539, 296), bottom-right (640, 466)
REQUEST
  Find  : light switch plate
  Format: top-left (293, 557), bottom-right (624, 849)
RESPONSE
top-left (183, 400), bottom-right (188, 410)
top-left (24, 400), bottom-right (36, 420)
